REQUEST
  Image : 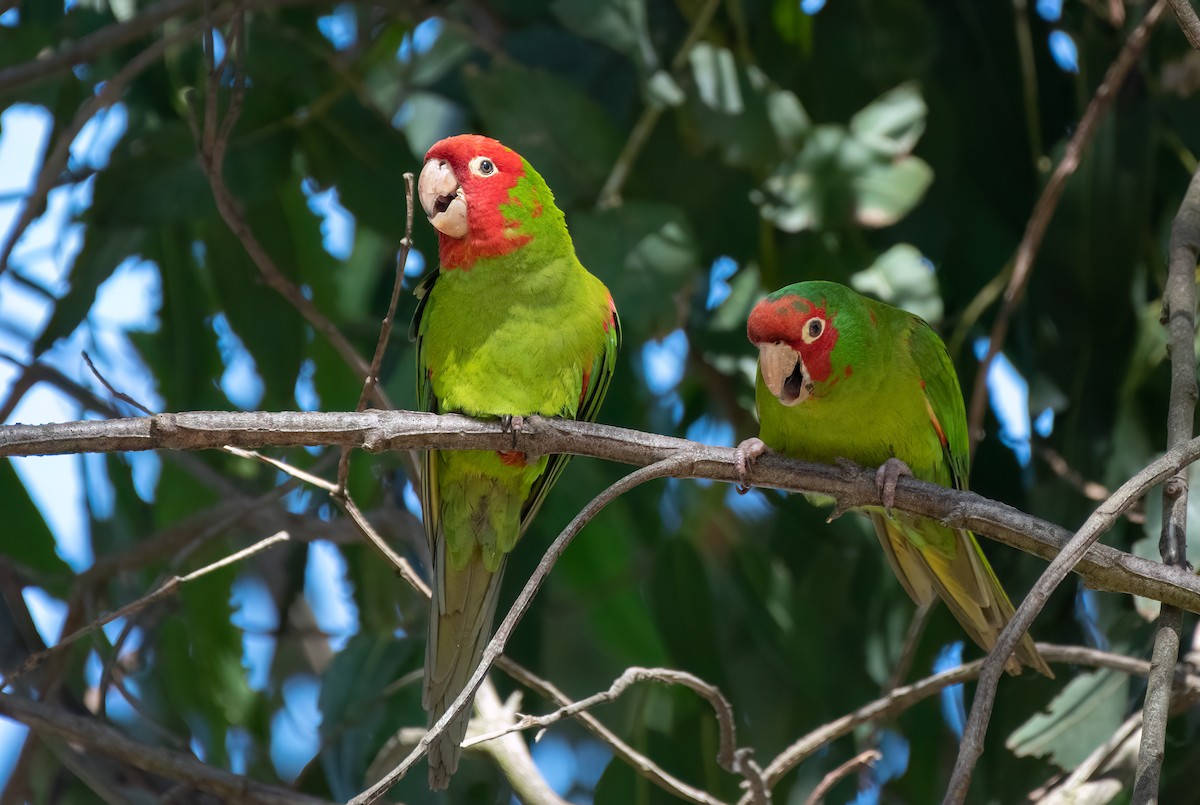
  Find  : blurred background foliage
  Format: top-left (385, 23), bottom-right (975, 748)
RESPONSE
top-left (1, 0), bottom-right (1199, 802)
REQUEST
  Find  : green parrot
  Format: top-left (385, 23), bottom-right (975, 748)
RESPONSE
top-left (738, 281), bottom-right (1051, 677)
top-left (411, 134), bottom-right (620, 788)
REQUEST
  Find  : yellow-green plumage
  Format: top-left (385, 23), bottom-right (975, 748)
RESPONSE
top-left (749, 281), bottom-right (1050, 677)
top-left (412, 135), bottom-right (619, 788)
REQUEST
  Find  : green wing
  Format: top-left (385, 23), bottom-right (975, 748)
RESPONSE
top-left (519, 304), bottom-right (621, 530)
top-left (411, 271), bottom-right (620, 544)
top-left (906, 316), bottom-right (970, 490)
top-left (410, 269), bottom-right (441, 554)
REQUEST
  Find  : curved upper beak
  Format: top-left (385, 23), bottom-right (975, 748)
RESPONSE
top-left (418, 158), bottom-right (468, 238)
top-left (758, 342), bottom-right (810, 406)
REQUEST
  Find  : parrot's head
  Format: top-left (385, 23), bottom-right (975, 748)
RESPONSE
top-left (747, 281), bottom-right (866, 406)
top-left (419, 135), bottom-right (562, 270)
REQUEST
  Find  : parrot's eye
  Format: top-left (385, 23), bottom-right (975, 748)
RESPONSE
top-left (470, 156), bottom-right (496, 177)
top-left (802, 318), bottom-right (824, 343)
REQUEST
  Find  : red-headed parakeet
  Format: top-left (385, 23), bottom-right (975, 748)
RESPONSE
top-left (739, 281), bottom-right (1051, 677)
top-left (411, 135), bottom-right (620, 788)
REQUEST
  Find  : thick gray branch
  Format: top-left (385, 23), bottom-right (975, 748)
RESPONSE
top-left (4, 411), bottom-right (1200, 614)
top-left (1132, 133), bottom-right (1200, 804)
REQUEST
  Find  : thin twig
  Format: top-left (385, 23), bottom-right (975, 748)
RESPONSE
top-left (1, 532), bottom-right (290, 687)
top-left (1045, 710), bottom-right (1142, 800)
top-left (595, 0), bottom-right (721, 208)
top-left (943, 424), bottom-right (1198, 804)
top-left (804, 749), bottom-right (880, 805)
top-left (493, 657), bottom-right (726, 805)
top-left (883, 601), bottom-right (934, 696)
top-left (6, 410), bottom-right (1200, 614)
top-left (966, 0), bottom-right (1167, 455)
top-left (185, 11), bottom-right (391, 409)
top-left (0, 10), bottom-right (240, 277)
top-left (337, 495), bottom-right (430, 598)
top-left (0, 691), bottom-right (334, 805)
top-left (1131, 135), bottom-right (1200, 804)
top-left (0, 0), bottom-right (204, 93)
top-left (742, 643), bottom-right (1200, 804)
top-left (464, 666), bottom-right (739, 774)
top-left (349, 454), bottom-right (697, 804)
top-left (335, 172), bottom-right (415, 494)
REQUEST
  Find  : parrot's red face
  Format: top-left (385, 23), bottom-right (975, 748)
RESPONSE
top-left (418, 135), bottom-right (530, 269)
top-left (747, 293), bottom-right (840, 406)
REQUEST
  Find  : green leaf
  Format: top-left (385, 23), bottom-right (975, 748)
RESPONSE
top-left (850, 82), bottom-right (927, 157)
top-left (463, 61), bottom-right (622, 208)
top-left (34, 227), bottom-right (144, 354)
top-left (649, 538), bottom-right (728, 690)
top-left (689, 42), bottom-right (743, 115)
top-left (319, 632), bottom-right (414, 800)
top-left (203, 216), bottom-right (304, 410)
top-left (850, 244), bottom-right (943, 324)
top-left (1, 458), bottom-right (72, 584)
top-left (756, 125), bottom-right (846, 233)
top-left (571, 201), bottom-right (699, 338)
top-left (1006, 668), bottom-right (1129, 770)
top-left (852, 156), bottom-right (933, 228)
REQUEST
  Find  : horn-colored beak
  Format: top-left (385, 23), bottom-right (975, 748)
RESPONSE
top-left (758, 342), bottom-right (809, 406)
top-left (418, 158), bottom-right (468, 238)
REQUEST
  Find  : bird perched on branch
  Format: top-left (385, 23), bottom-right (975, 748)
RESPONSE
top-left (410, 134), bottom-right (620, 788)
top-left (737, 281), bottom-right (1051, 677)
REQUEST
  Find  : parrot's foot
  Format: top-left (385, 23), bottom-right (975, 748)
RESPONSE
top-left (875, 457), bottom-right (913, 516)
top-left (734, 437), bottom-right (769, 494)
top-left (500, 414), bottom-right (525, 449)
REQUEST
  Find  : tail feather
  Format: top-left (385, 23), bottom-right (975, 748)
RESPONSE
top-left (424, 538), bottom-right (507, 790)
top-left (870, 512), bottom-right (1053, 678)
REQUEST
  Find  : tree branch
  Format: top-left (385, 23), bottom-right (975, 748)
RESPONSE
top-left (742, 644), bottom-right (1200, 804)
top-left (463, 666), bottom-right (738, 774)
top-left (4, 410), bottom-right (1200, 613)
top-left (493, 656), bottom-right (727, 805)
top-left (966, 0), bottom-right (1167, 454)
top-left (1132, 133), bottom-right (1200, 803)
top-left (350, 455), bottom-right (696, 804)
top-left (943, 413), bottom-right (1198, 803)
top-left (0, 691), bottom-right (336, 805)
top-left (1169, 0), bottom-right (1200, 49)
top-left (0, 0), bottom-right (204, 93)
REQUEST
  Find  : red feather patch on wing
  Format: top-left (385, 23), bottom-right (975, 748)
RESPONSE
top-left (923, 395), bottom-right (949, 448)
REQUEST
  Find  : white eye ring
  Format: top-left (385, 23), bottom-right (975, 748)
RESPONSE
top-left (801, 318), bottom-right (824, 344)
top-left (469, 156), bottom-right (497, 177)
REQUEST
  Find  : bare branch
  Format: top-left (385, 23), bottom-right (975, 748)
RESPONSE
top-left (0, 9), bottom-right (239, 277)
top-left (0, 0), bottom-right (203, 93)
top-left (1169, 0), bottom-right (1200, 48)
top-left (944, 415), bottom-right (1195, 804)
top-left (336, 171), bottom-right (415, 493)
top-left (5, 410), bottom-right (1200, 613)
top-left (804, 750), bottom-right (880, 805)
top-left (464, 666), bottom-right (739, 775)
top-left (2, 532), bottom-right (291, 685)
top-left (966, 0), bottom-right (1167, 454)
top-left (350, 455), bottom-right (697, 804)
top-left (468, 683), bottom-right (571, 805)
top-left (595, 0), bottom-right (721, 208)
top-left (745, 643), bottom-right (1200, 804)
top-left (1132, 131), bottom-right (1200, 803)
top-left (494, 657), bottom-right (727, 805)
top-left (0, 691), bottom-right (335, 805)
top-left (185, 16), bottom-right (392, 410)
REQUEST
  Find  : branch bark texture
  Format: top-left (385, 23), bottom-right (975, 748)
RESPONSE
top-left (4, 410), bottom-right (1200, 614)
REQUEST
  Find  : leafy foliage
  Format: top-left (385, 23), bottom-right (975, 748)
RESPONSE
top-left (2, 1), bottom-right (1199, 803)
